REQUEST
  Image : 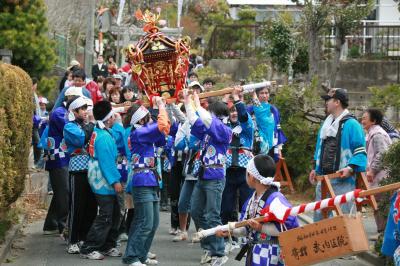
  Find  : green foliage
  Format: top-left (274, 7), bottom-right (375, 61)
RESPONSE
top-left (248, 63), bottom-right (270, 82)
top-left (376, 141), bottom-right (400, 259)
top-left (0, 63), bottom-right (33, 214)
top-left (369, 84), bottom-right (400, 111)
top-left (260, 15), bottom-right (309, 76)
top-left (332, 0), bottom-right (375, 44)
top-left (292, 41), bottom-right (309, 76)
top-left (38, 76), bottom-right (58, 99)
top-left (0, 0), bottom-right (57, 78)
top-left (348, 45), bottom-right (361, 58)
top-left (190, 0), bottom-right (231, 29)
top-left (262, 19), bottom-right (295, 73)
top-left (271, 79), bottom-right (322, 189)
top-left (195, 66), bottom-right (234, 90)
top-left (237, 7), bottom-right (257, 24)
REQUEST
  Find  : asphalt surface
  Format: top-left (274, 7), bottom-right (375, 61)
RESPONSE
top-left (3, 169), bottom-right (377, 266)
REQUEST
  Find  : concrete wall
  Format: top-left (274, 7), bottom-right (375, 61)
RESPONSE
top-left (209, 58), bottom-right (400, 96)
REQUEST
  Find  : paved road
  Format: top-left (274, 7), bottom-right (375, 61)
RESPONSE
top-left (3, 169), bottom-right (376, 266)
top-left (5, 211), bottom-right (375, 266)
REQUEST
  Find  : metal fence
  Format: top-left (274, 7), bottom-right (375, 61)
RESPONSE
top-left (52, 33), bottom-right (69, 68)
top-left (323, 21), bottom-right (400, 59)
top-left (206, 24), bottom-right (263, 60)
top-left (206, 22), bottom-right (400, 60)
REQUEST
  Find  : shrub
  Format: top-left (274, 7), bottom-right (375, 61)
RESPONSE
top-left (38, 76), bottom-right (58, 99)
top-left (271, 80), bottom-right (322, 190)
top-left (369, 84), bottom-right (400, 111)
top-left (0, 63), bottom-right (33, 215)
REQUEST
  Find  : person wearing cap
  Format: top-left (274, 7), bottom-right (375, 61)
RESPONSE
top-left (92, 54), bottom-right (109, 81)
top-left (251, 86), bottom-right (287, 161)
top-left (80, 101), bottom-right (123, 260)
top-left (215, 154), bottom-right (299, 266)
top-left (53, 69), bottom-right (93, 110)
top-left (183, 90), bottom-right (232, 266)
top-left (63, 96), bottom-right (97, 255)
top-left (188, 80), bottom-right (204, 94)
top-left (43, 88), bottom-right (70, 237)
top-left (122, 97), bottom-right (171, 266)
top-left (113, 74), bottom-right (123, 88)
top-left (309, 88), bottom-right (367, 222)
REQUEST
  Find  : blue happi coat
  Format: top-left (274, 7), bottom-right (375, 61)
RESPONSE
top-left (45, 106), bottom-right (69, 170)
top-left (190, 116), bottom-right (232, 180)
top-left (226, 100), bottom-right (254, 168)
top-left (240, 191), bottom-right (299, 266)
top-left (314, 117), bottom-right (367, 185)
top-left (87, 126), bottom-right (121, 195)
top-left (112, 123), bottom-right (131, 183)
top-left (382, 192), bottom-right (400, 261)
top-left (128, 123), bottom-right (167, 187)
top-left (253, 101), bottom-right (287, 160)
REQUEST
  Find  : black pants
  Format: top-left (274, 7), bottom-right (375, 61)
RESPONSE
top-left (169, 161), bottom-right (186, 229)
top-left (160, 169), bottom-right (169, 208)
top-left (43, 167), bottom-right (69, 233)
top-left (80, 194), bottom-right (120, 254)
top-left (32, 127), bottom-right (42, 165)
top-left (68, 171), bottom-right (97, 244)
top-left (221, 167), bottom-right (253, 225)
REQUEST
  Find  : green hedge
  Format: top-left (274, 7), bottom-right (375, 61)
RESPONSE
top-left (0, 63), bottom-right (33, 213)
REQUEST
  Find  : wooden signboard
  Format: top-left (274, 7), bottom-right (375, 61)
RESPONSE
top-left (279, 214), bottom-right (369, 266)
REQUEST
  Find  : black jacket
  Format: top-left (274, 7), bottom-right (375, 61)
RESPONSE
top-left (91, 64), bottom-right (108, 80)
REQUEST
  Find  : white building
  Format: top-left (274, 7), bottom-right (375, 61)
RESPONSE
top-left (226, 0), bottom-right (303, 22)
top-left (374, 0), bottom-right (400, 25)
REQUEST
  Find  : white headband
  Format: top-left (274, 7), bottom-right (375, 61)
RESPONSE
top-left (130, 106), bottom-right (149, 126)
top-left (247, 158), bottom-right (280, 189)
top-left (68, 97), bottom-right (88, 121)
top-left (97, 109), bottom-right (115, 129)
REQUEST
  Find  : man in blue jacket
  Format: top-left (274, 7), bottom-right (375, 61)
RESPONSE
top-left (309, 88), bottom-right (367, 222)
top-left (80, 101), bottom-right (123, 260)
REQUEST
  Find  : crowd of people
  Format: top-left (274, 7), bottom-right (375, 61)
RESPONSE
top-left (30, 55), bottom-right (400, 266)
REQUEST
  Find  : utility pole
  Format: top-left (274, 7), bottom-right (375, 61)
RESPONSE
top-left (84, 0), bottom-right (96, 78)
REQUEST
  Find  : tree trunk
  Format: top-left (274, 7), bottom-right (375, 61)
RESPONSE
top-left (330, 27), bottom-right (344, 87)
top-left (308, 28), bottom-right (320, 81)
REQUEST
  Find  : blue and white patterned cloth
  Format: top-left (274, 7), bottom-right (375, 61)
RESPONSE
top-left (252, 244), bottom-right (283, 266)
top-left (69, 154), bottom-right (89, 172)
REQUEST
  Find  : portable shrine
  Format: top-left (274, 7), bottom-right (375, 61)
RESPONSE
top-left (125, 10), bottom-right (190, 104)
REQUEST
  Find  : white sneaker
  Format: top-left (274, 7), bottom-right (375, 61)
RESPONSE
top-left (200, 250), bottom-right (212, 264)
top-left (147, 251), bottom-right (157, 259)
top-left (169, 228), bottom-right (178, 235)
top-left (192, 232), bottom-right (201, 243)
top-left (118, 233), bottom-right (129, 242)
top-left (224, 241), bottom-right (240, 254)
top-left (210, 256), bottom-right (228, 266)
top-left (145, 258), bottom-right (158, 265)
top-left (103, 247), bottom-right (122, 257)
top-left (172, 231), bottom-right (188, 242)
top-left (67, 243), bottom-right (80, 254)
top-left (129, 262), bottom-right (147, 266)
top-left (81, 251), bottom-right (105, 260)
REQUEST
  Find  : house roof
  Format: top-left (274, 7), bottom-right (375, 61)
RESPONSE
top-left (226, 0), bottom-right (299, 6)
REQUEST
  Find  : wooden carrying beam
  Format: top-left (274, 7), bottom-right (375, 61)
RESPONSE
top-left (316, 172), bottom-right (378, 219)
